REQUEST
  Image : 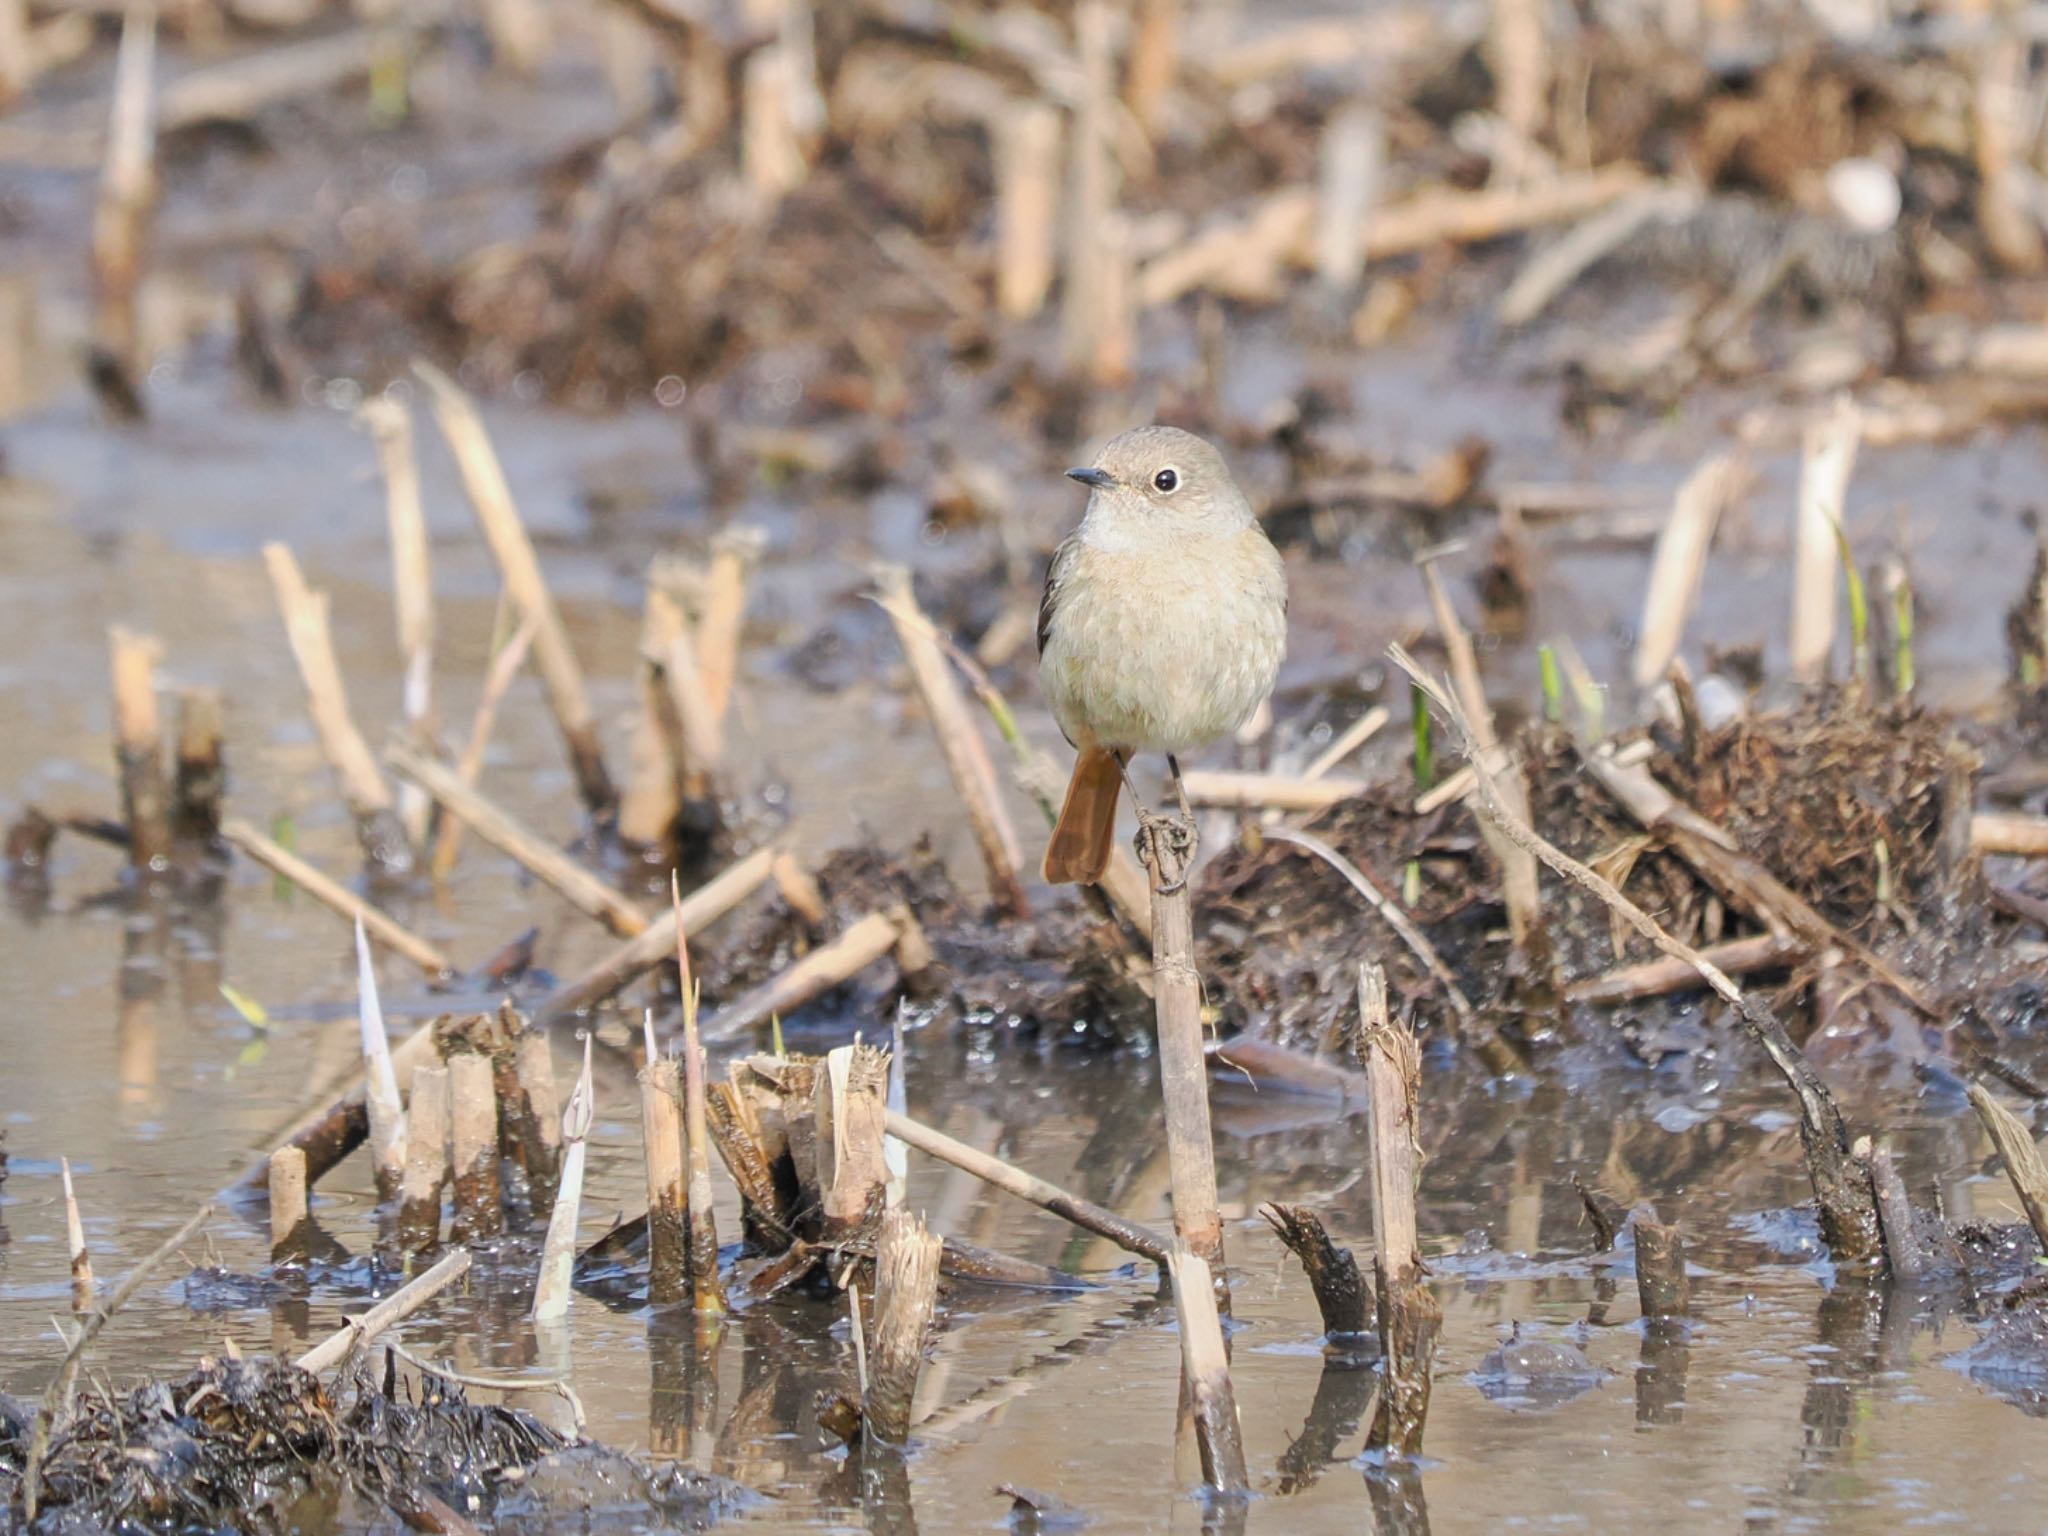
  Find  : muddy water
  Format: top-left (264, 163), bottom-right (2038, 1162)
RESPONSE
top-left (9, 179), bottom-right (2048, 1536)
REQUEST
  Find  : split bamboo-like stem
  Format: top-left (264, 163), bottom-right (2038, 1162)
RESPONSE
top-left (355, 917), bottom-right (408, 1202)
top-left (1790, 396), bottom-right (1861, 685)
top-left (1167, 1243), bottom-right (1249, 1492)
top-left (1966, 1081), bottom-right (2048, 1252)
top-left (414, 360), bottom-right (613, 816)
top-left (674, 883), bottom-right (725, 1316)
top-left (531, 1033), bottom-right (594, 1322)
top-left (397, 1063), bottom-right (449, 1252)
top-left (220, 818), bottom-right (450, 977)
top-left (641, 1022), bottom-right (687, 1306)
top-left (359, 396), bottom-right (436, 848)
top-left (885, 1109), bottom-right (1170, 1267)
top-left (816, 1041), bottom-right (892, 1248)
top-left (448, 1051), bottom-right (504, 1243)
top-left (108, 626), bottom-right (171, 871)
top-left (388, 741), bottom-right (650, 936)
top-left (875, 565), bottom-right (1028, 917)
top-left (262, 542), bottom-right (410, 871)
top-left (62, 1156), bottom-right (93, 1311)
top-left (863, 1206), bottom-right (942, 1446)
top-left (90, 1), bottom-right (156, 406)
top-left (294, 1247), bottom-right (472, 1376)
top-left (534, 846), bottom-right (775, 1026)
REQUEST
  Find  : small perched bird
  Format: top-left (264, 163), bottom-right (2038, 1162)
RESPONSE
top-left (1037, 425), bottom-right (1288, 885)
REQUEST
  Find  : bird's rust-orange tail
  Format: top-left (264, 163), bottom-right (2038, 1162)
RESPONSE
top-left (1043, 746), bottom-right (1121, 885)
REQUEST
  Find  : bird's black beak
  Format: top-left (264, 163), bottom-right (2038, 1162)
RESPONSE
top-left (1066, 467), bottom-right (1113, 489)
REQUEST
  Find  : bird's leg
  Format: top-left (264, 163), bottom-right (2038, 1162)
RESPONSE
top-left (1129, 752), bottom-right (1197, 894)
top-left (1166, 754), bottom-right (1192, 823)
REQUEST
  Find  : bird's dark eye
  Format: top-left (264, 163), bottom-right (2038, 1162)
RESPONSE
top-left (1153, 467), bottom-right (1180, 494)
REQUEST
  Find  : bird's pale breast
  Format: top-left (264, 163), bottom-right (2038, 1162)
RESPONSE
top-left (1041, 526), bottom-right (1285, 755)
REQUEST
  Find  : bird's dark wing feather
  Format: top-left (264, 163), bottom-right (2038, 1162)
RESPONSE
top-left (1037, 535), bottom-right (1078, 658)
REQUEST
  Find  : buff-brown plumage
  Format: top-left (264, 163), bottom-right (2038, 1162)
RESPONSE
top-left (1038, 425), bottom-right (1287, 885)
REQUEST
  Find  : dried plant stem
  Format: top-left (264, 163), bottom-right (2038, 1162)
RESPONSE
top-left (1139, 820), bottom-right (1225, 1276)
top-left (62, 1156), bottom-right (92, 1311)
top-left (1260, 1202), bottom-right (1370, 1339)
top-left (1566, 933), bottom-right (1802, 1005)
top-left (269, 1145), bottom-right (310, 1261)
top-left (817, 1042), bottom-right (892, 1248)
top-left (863, 1207), bottom-right (942, 1445)
top-left (229, 1017), bottom-right (441, 1199)
top-left (620, 592), bottom-right (683, 854)
top-left (700, 909), bottom-right (905, 1043)
top-left (1061, 0), bottom-right (1122, 382)
top-left (1167, 1244), bottom-right (1248, 1491)
top-left (1393, 645), bottom-right (1883, 1264)
top-left (90, 1), bottom-right (156, 406)
top-left (532, 1034), bottom-right (594, 1322)
top-left (884, 1109), bottom-right (1170, 1267)
top-left (414, 360), bottom-right (613, 816)
top-left (1972, 812), bottom-right (2048, 857)
top-left (389, 741), bottom-right (650, 936)
top-left (1486, 0), bottom-right (1548, 154)
top-left (698, 528), bottom-right (764, 722)
top-left (675, 883), bottom-right (725, 1316)
top-left (645, 584), bottom-right (723, 798)
top-left (1966, 1081), bottom-right (2048, 1252)
top-left (295, 1247), bottom-right (472, 1376)
top-left (397, 1064), bottom-right (448, 1253)
top-left (221, 818), bottom-right (449, 976)
top-left (430, 611), bottom-right (538, 881)
top-left (1791, 396), bottom-right (1861, 685)
top-left (1633, 1213), bottom-right (1689, 1320)
top-left (108, 627), bottom-right (171, 871)
top-left (262, 543), bottom-right (410, 871)
top-left (1632, 453), bottom-right (1741, 688)
top-left (533, 847), bottom-right (776, 1027)
top-left (1183, 770), bottom-right (1368, 812)
top-left (359, 396), bottom-right (435, 848)
top-left (355, 917), bottom-right (408, 1202)
top-left (642, 1047), bottom-right (687, 1305)
top-left (875, 565), bottom-right (1028, 917)
top-left (995, 100), bottom-right (1062, 320)
top-left (1315, 103), bottom-right (1382, 292)
top-left (22, 1200), bottom-right (212, 1522)
top-left (448, 1052), bottom-right (503, 1243)
top-left (170, 687), bottom-right (225, 847)
top-left (511, 1032), bottom-right (561, 1218)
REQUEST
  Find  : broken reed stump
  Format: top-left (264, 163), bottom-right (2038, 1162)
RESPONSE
top-left (699, 527), bottom-right (764, 723)
top-left (532, 1034), bottom-right (594, 1323)
top-left (448, 1050), bottom-right (504, 1243)
top-left (262, 544), bottom-right (411, 873)
top-left (62, 1156), bottom-right (92, 1311)
top-left (644, 582), bottom-right (724, 802)
top-left (862, 1207), bottom-right (942, 1446)
top-left (642, 1045), bottom-right (688, 1305)
top-left (170, 688), bottom-right (225, 848)
top-left (875, 564), bottom-right (1030, 918)
top-left (1633, 1212), bottom-right (1690, 1321)
top-left (88, 1), bottom-right (155, 415)
top-left (398, 1063), bottom-right (449, 1253)
top-left (1356, 964), bottom-right (1440, 1461)
top-left (509, 1027), bottom-right (562, 1219)
top-left (108, 627), bottom-right (171, 873)
top-left (620, 593), bottom-right (686, 863)
top-left (1966, 1081), bottom-right (2048, 1252)
top-left (1139, 815), bottom-right (1226, 1278)
top-left (817, 1042), bottom-right (892, 1248)
top-left (674, 888), bottom-right (725, 1317)
top-left (1166, 1244), bottom-right (1249, 1493)
top-left (1261, 1203), bottom-right (1371, 1342)
top-left (355, 920), bottom-right (407, 1203)
top-left (415, 360), bottom-right (614, 817)
top-left (268, 1146), bottom-right (311, 1263)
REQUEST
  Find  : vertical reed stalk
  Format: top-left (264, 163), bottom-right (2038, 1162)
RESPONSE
top-left (108, 627), bottom-right (171, 872)
top-left (90, 2), bottom-right (157, 410)
top-left (62, 1157), bottom-right (93, 1311)
top-left (698, 528), bottom-right (763, 723)
top-left (645, 585), bottom-right (723, 800)
top-left (355, 917), bottom-right (407, 1202)
top-left (449, 1051), bottom-right (504, 1242)
top-left (642, 1013), bottom-right (688, 1305)
top-left (512, 1029), bottom-right (562, 1218)
top-left (1315, 104), bottom-right (1383, 294)
top-left (398, 1063), bottom-right (449, 1253)
top-left (170, 687), bottom-right (224, 848)
top-left (532, 1033), bottom-right (594, 1322)
top-left (268, 1145), bottom-right (310, 1263)
top-left (816, 1042), bottom-right (892, 1249)
top-left (675, 878), bottom-right (725, 1315)
top-left (1633, 452), bottom-right (1740, 688)
top-left (1791, 396), bottom-right (1861, 686)
top-left (1167, 1243), bottom-right (1248, 1491)
top-left (862, 1207), bottom-right (941, 1445)
top-left (1139, 820), bottom-right (1225, 1278)
top-left (1061, 0), bottom-right (1120, 380)
top-left (429, 612), bottom-right (537, 881)
top-left (359, 396), bottom-right (435, 848)
top-left (995, 100), bottom-right (1062, 320)
top-left (414, 361), bottom-right (614, 816)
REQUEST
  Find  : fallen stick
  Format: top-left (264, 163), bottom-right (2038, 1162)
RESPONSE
top-left (1565, 932), bottom-right (1804, 1006)
top-left (1414, 763), bottom-right (1475, 815)
top-left (875, 565), bottom-right (1029, 917)
top-left (532, 847), bottom-right (776, 1027)
top-left (884, 1109), bottom-right (1170, 1267)
top-left (295, 1247), bottom-right (472, 1376)
top-left (262, 543), bottom-right (410, 871)
top-left (1966, 1081), bottom-right (2048, 1252)
top-left (415, 360), bottom-right (613, 816)
top-left (1182, 770), bottom-right (1368, 812)
top-left (359, 397), bottom-right (435, 849)
top-left (21, 1201), bottom-right (213, 1521)
top-left (430, 612), bottom-right (538, 877)
top-left (863, 1207), bottom-right (942, 1446)
top-left (108, 627), bottom-right (171, 872)
top-left (1167, 1244), bottom-right (1248, 1491)
top-left (389, 742), bottom-right (650, 936)
top-left (700, 909), bottom-right (905, 1043)
top-left (221, 817), bottom-right (450, 977)
top-left (1972, 812), bottom-right (2048, 858)
top-left (1393, 644), bottom-right (1883, 1265)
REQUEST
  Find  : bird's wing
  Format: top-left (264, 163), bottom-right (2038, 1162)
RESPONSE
top-left (1037, 534), bottom-right (1078, 658)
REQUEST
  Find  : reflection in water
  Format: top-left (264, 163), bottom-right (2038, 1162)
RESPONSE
top-left (1636, 1319), bottom-right (1689, 1427)
top-left (1274, 1357), bottom-right (1374, 1495)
